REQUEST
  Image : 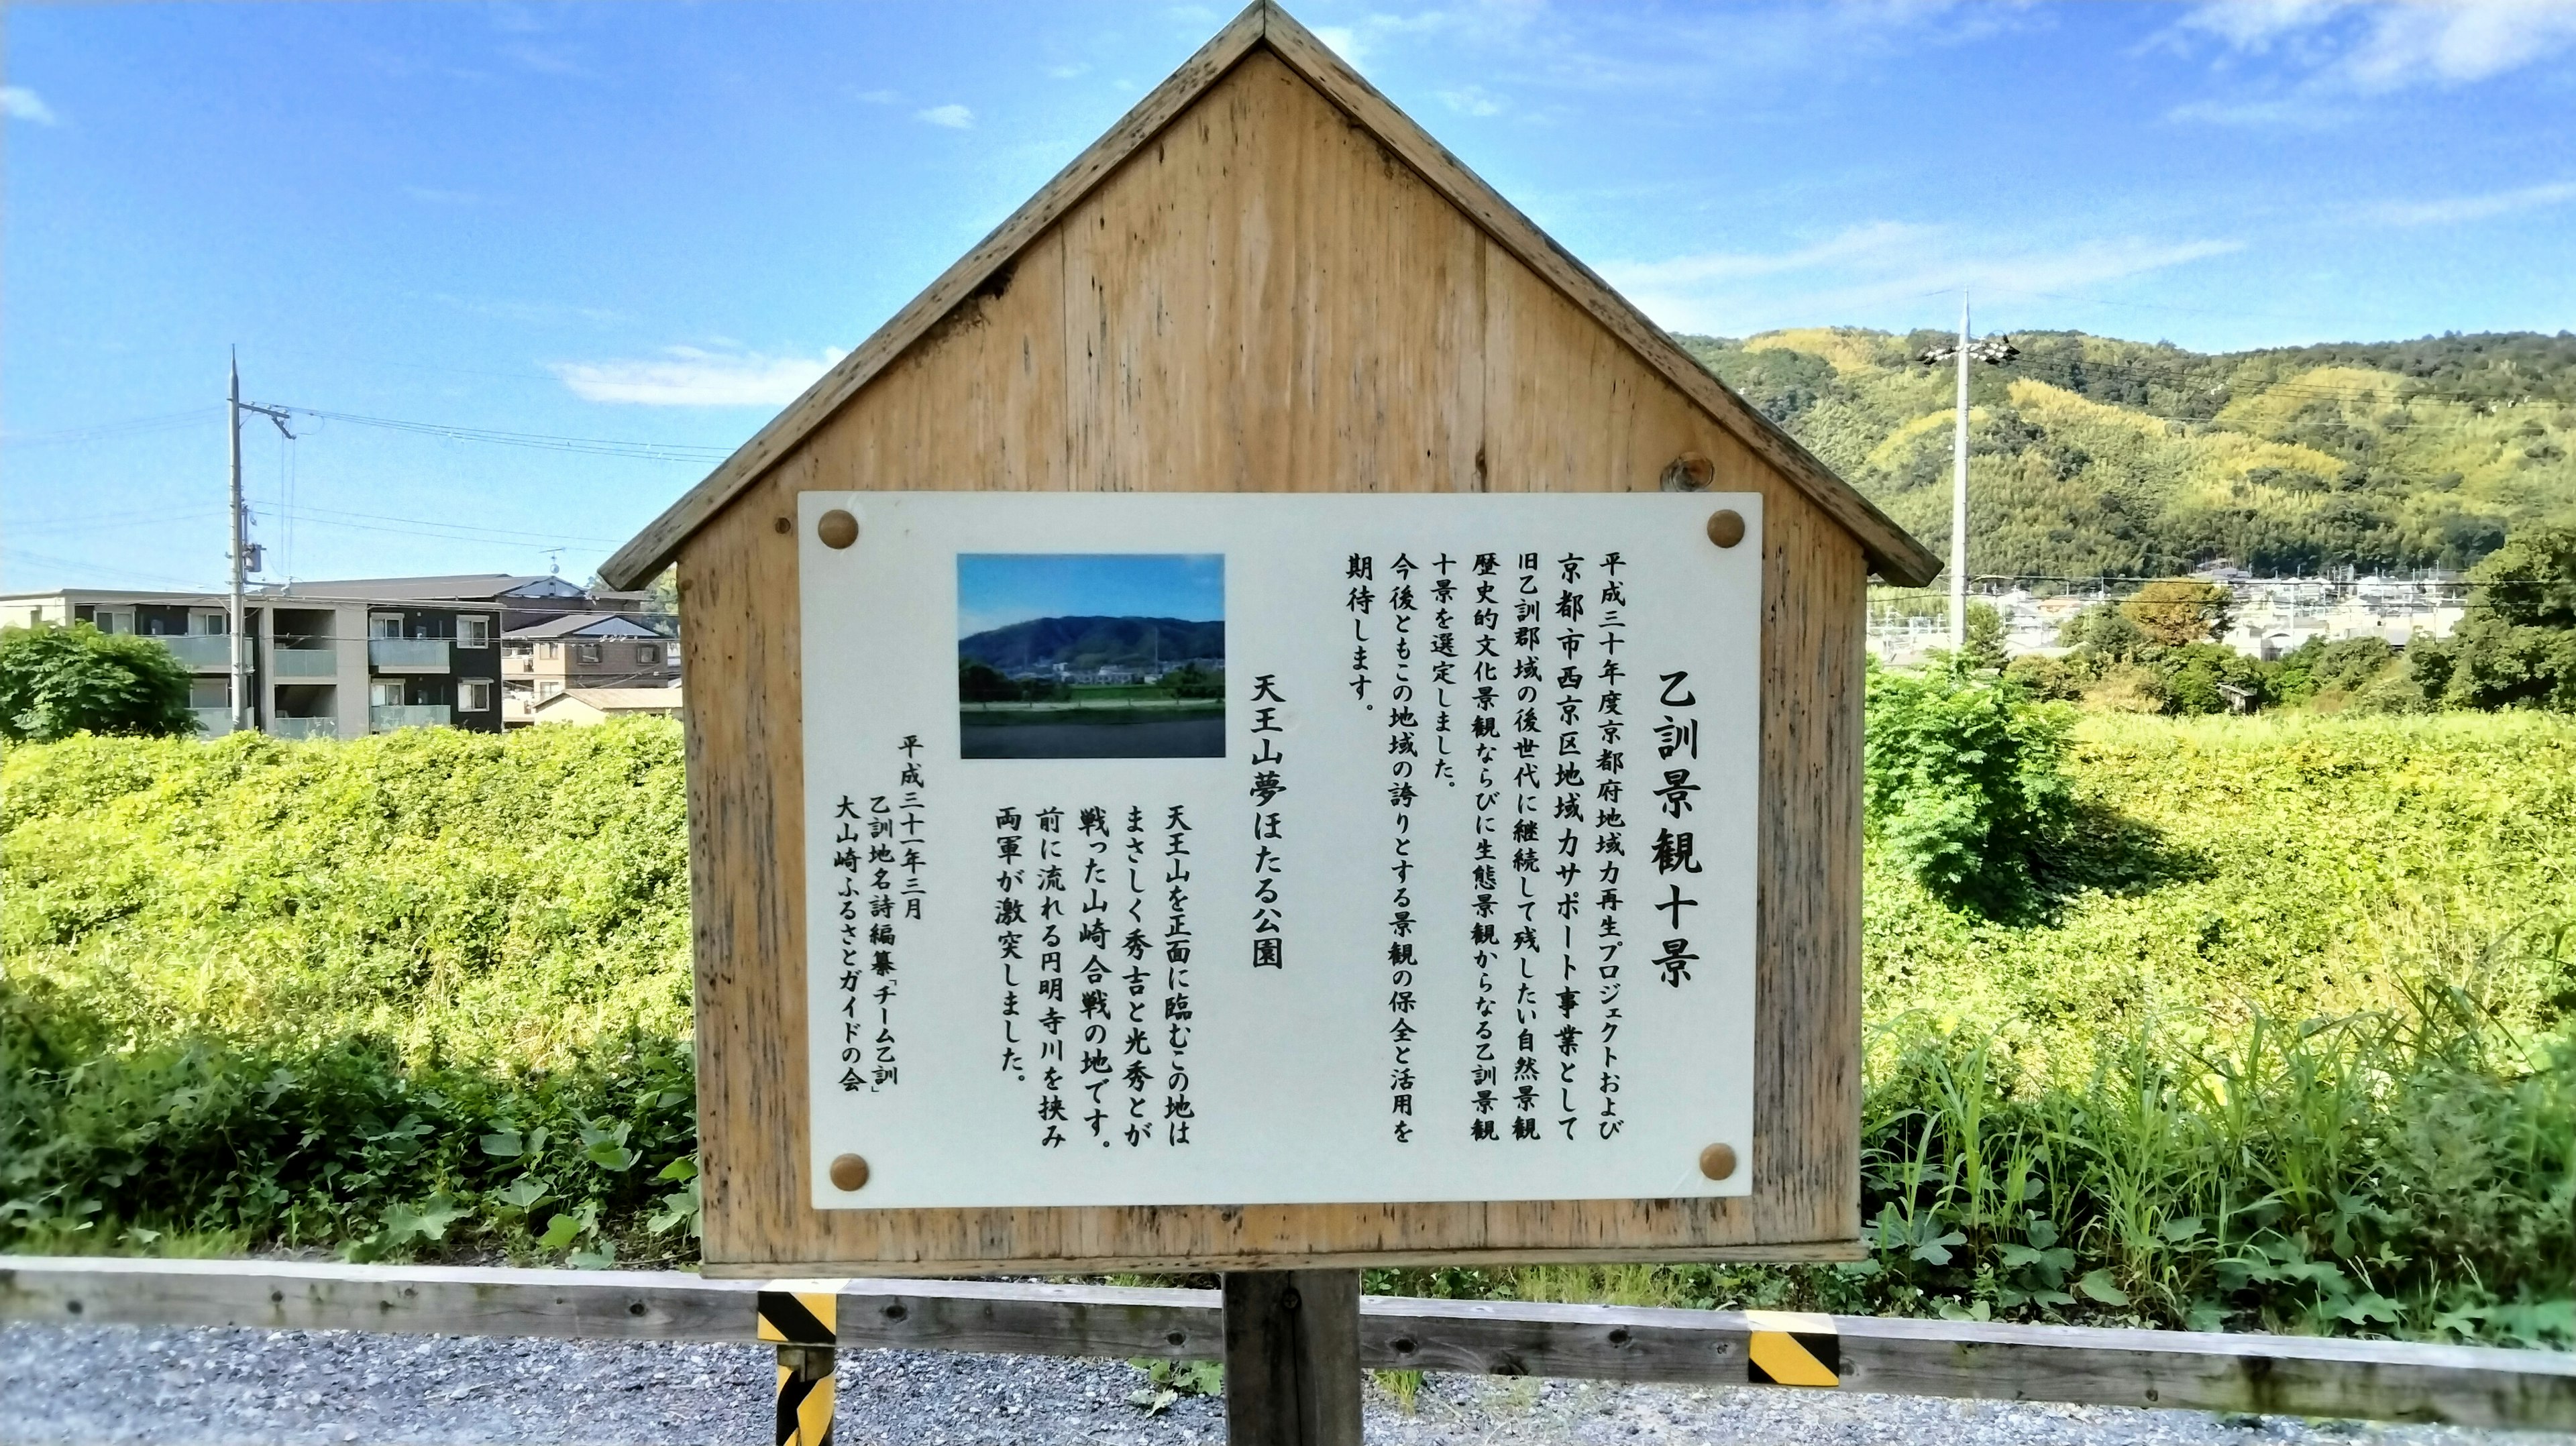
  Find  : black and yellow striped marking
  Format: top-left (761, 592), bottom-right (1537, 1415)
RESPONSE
top-left (759, 1284), bottom-right (841, 1446)
top-left (1743, 1310), bottom-right (1840, 1388)
top-left (757, 1290), bottom-right (839, 1347)
top-left (774, 1353), bottom-right (835, 1446)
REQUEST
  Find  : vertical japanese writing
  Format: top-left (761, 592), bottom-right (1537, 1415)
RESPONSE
top-left (1594, 553), bottom-right (1629, 1139)
top-left (1033, 805), bottom-right (1068, 1148)
top-left (1249, 674), bottom-right (1287, 969)
top-left (1552, 553), bottom-right (1589, 1141)
top-left (886, 737), bottom-right (925, 1088)
top-left (994, 806), bottom-right (1027, 1093)
top-left (1430, 555), bottom-right (1458, 788)
top-left (1510, 550), bottom-right (1544, 1143)
top-left (1651, 665), bottom-right (1705, 992)
top-left (1385, 552), bottom-right (1419, 1144)
top-left (1163, 804), bottom-right (1195, 1144)
top-left (1467, 551), bottom-right (1502, 1140)
top-left (1122, 805), bottom-right (1157, 1147)
top-left (1077, 806), bottom-right (1114, 1146)
top-left (830, 791), bottom-right (873, 1092)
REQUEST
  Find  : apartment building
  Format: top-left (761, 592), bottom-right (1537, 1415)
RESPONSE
top-left (500, 612), bottom-right (680, 724)
top-left (0, 588), bottom-right (502, 738)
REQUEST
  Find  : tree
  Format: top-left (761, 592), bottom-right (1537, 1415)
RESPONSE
top-left (1959, 600), bottom-right (2008, 673)
top-left (2414, 525), bottom-right (2576, 712)
top-left (1864, 662), bottom-right (2074, 919)
top-left (0, 622), bottom-right (198, 742)
top-left (2118, 579), bottom-right (2233, 648)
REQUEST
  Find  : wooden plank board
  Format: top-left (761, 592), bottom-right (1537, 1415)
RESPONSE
top-left (600, 3), bottom-right (1939, 590)
top-left (6, 1260), bottom-right (2570, 1431)
top-left (676, 40), bottom-right (1870, 1277)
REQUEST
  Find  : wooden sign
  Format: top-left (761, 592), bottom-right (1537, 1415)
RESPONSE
top-left (600, 1), bottom-right (1935, 1276)
top-left (798, 492), bottom-right (1763, 1211)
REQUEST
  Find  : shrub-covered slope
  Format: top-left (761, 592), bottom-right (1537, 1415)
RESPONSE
top-left (1682, 329), bottom-right (2576, 580)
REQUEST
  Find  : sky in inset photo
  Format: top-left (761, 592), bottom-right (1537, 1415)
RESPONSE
top-left (957, 553), bottom-right (1222, 640)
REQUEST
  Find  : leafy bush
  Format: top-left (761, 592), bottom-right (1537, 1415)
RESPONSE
top-left (1863, 664), bottom-right (2074, 917)
top-left (0, 622), bottom-right (196, 742)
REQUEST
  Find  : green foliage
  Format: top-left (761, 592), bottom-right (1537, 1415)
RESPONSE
top-left (1680, 329), bottom-right (2576, 580)
top-left (2412, 524), bottom-right (2576, 712)
top-left (0, 718), bottom-right (695, 1263)
top-left (10, 708), bottom-right (2576, 1344)
top-left (0, 622), bottom-right (197, 742)
top-left (1959, 601), bottom-right (2008, 673)
top-left (1863, 665), bottom-right (2074, 917)
top-left (1127, 1358), bottom-right (1223, 1414)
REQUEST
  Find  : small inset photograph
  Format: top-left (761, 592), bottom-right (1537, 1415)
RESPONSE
top-left (957, 553), bottom-right (1225, 759)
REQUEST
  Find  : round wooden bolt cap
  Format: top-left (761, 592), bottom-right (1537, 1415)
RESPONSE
top-left (1699, 1142), bottom-right (1737, 1181)
top-left (1705, 509), bottom-right (1746, 549)
top-left (817, 509), bottom-right (860, 549)
top-left (828, 1153), bottom-right (870, 1191)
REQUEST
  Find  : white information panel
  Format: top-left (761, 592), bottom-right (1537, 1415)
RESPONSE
top-left (799, 492), bottom-right (1762, 1210)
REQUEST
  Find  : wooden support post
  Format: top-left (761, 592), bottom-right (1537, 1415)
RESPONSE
top-left (1222, 1270), bottom-right (1361, 1446)
top-left (774, 1343), bottom-right (834, 1446)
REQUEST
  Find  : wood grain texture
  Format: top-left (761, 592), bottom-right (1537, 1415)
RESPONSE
top-left (7, 1260), bottom-right (2570, 1431)
top-left (680, 48), bottom-right (1867, 1274)
top-left (1224, 1272), bottom-right (1363, 1446)
top-left (601, 3), bottom-right (1936, 589)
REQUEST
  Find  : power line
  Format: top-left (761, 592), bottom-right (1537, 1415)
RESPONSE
top-left (0, 408), bottom-right (225, 448)
top-left (286, 407), bottom-right (733, 463)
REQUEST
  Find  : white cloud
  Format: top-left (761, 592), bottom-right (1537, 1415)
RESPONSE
top-left (1046, 62), bottom-right (1091, 79)
top-left (1601, 223), bottom-right (2241, 336)
top-left (850, 87), bottom-right (900, 105)
top-left (3, 87), bottom-right (60, 126)
top-left (2359, 179), bottom-right (2576, 226)
top-left (552, 345), bottom-right (846, 406)
top-left (2172, 0), bottom-right (2576, 112)
top-left (1437, 84), bottom-right (1507, 117)
top-left (916, 103), bottom-right (975, 129)
top-left (1310, 25), bottom-right (1368, 64)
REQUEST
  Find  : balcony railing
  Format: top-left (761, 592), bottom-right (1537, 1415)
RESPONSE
top-left (190, 707), bottom-right (239, 736)
top-left (270, 716), bottom-right (338, 741)
top-left (160, 634), bottom-right (235, 669)
top-left (272, 645), bottom-right (339, 678)
top-left (369, 704), bottom-right (451, 732)
top-left (369, 638), bottom-right (450, 671)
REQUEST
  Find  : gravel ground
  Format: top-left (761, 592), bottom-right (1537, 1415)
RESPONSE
top-left (2, 1322), bottom-right (2567, 1446)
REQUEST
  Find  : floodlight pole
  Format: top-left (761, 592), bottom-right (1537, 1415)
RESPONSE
top-left (1949, 294), bottom-right (1970, 650)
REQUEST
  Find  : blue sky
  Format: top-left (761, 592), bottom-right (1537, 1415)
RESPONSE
top-left (6, 1), bottom-right (2573, 594)
top-left (957, 553), bottom-right (1224, 639)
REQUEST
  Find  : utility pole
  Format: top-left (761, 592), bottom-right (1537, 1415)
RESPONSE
top-left (229, 353), bottom-right (248, 733)
top-left (227, 351), bottom-right (296, 735)
top-left (1949, 296), bottom-right (1970, 649)
top-left (1916, 303), bottom-right (2019, 651)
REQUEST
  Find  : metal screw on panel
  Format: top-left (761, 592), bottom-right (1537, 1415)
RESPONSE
top-left (1699, 1142), bottom-right (1738, 1181)
top-left (1705, 510), bottom-right (1746, 549)
top-left (830, 1153), bottom-right (870, 1191)
top-left (818, 510), bottom-right (860, 549)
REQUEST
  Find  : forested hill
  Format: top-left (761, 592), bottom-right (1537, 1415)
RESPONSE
top-left (1676, 329), bottom-right (2576, 583)
top-left (957, 616), bottom-right (1224, 672)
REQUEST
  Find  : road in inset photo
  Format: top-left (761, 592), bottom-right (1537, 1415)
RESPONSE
top-left (957, 553), bottom-right (1225, 761)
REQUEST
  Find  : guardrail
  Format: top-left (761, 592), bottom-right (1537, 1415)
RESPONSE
top-left (2, 1257), bottom-right (2569, 1435)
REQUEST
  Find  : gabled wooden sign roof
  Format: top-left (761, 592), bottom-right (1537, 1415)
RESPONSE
top-left (600, 1), bottom-right (1940, 590)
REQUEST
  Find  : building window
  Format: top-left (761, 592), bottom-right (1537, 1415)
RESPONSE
top-left (189, 678), bottom-right (231, 709)
top-left (574, 643), bottom-right (601, 665)
top-left (370, 681), bottom-right (407, 708)
top-left (198, 614), bottom-right (229, 635)
top-left (538, 680), bottom-right (564, 700)
top-left (637, 644), bottom-right (662, 665)
top-left (458, 616), bottom-right (491, 647)
top-left (371, 615), bottom-right (404, 640)
top-left (73, 604), bottom-right (96, 625)
top-left (460, 680), bottom-right (494, 711)
top-left (540, 641), bottom-right (560, 661)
